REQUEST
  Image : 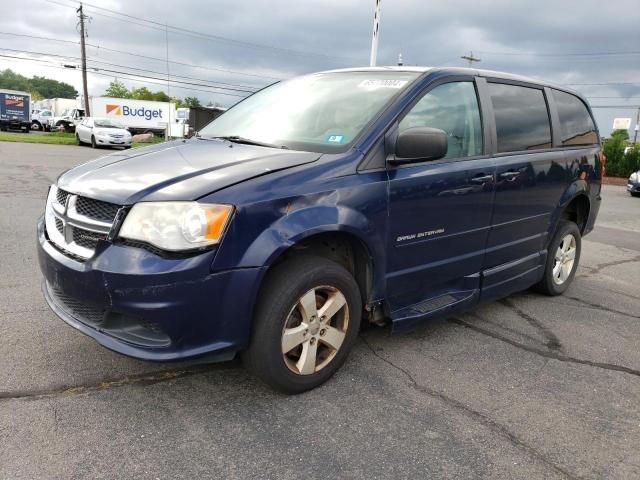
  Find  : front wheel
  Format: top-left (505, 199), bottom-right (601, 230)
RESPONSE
top-left (76, 134), bottom-right (83, 146)
top-left (243, 256), bottom-right (362, 394)
top-left (91, 135), bottom-right (97, 148)
top-left (534, 220), bottom-right (581, 295)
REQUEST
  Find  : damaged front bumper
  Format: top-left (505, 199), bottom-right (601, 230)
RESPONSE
top-left (37, 217), bottom-right (265, 361)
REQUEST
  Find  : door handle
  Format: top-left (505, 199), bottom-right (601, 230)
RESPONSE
top-left (471, 174), bottom-right (494, 183)
top-left (500, 171), bottom-right (520, 179)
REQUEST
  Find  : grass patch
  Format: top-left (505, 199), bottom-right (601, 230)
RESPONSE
top-left (0, 131), bottom-right (167, 148)
top-left (0, 131), bottom-right (76, 145)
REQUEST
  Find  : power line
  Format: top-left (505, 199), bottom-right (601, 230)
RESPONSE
top-left (0, 30), bottom-right (282, 81)
top-left (0, 52), bottom-right (249, 97)
top-left (478, 49), bottom-right (640, 57)
top-left (567, 82), bottom-right (640, 86)
top-left (43, 0), bottom-right (355, 62)
top-left (0, 47), bottom-right (260, 93)
top-left (590, 105), bottom-right (640, 109)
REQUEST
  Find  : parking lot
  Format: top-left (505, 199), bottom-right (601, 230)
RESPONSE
top-left (1, 141), bottom-right (639, 479)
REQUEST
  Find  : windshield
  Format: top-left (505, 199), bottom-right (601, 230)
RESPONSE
top-left (94, 119), bottom-right (124, 128)
top-left (199, 71), bottom-right (420, 153)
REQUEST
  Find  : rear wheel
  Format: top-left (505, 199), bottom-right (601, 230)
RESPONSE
top-left (534, 220), bottom-right (581, 295)
top-left (243, 256), bottom-right (362, 393)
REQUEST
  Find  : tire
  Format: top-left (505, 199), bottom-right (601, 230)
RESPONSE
top-left (243, 255), bottom-right (362, 394)
top-left (76, 134), bottom-right (83, 146)
top-left (91, 135), bottom-right (97, 148)
top-left (31, 122), bottom-right (41, 131)
top-left (630, 192), bottom-right (640, 198)
top-left (534, 220), bottom-right (581, 296)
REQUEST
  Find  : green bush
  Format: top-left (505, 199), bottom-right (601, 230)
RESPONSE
top-left (603, 130), bottom-right (639, 177)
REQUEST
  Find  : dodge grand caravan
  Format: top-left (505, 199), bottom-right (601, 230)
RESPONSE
top-left (38, 67), bottom-right (602, 393)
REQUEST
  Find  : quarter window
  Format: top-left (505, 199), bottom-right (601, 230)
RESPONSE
top-left (489, 83), bottom-right (552, 153)
top-left (399, 82), bottom-right (483, 159)
top-left (552, 90), bottom-right (598, 146)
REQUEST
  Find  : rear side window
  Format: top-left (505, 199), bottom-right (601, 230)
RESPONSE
top-left (552, 90), bottom-right (598, 146)
top-left (489, 83), bottom-right (552, 153)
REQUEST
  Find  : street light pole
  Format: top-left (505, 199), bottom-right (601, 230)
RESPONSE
top-left (369, 0), bottom-right (382, 67)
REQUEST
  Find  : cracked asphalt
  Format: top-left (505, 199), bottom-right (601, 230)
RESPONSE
top-left (1, 142), bottom-right (639, 479)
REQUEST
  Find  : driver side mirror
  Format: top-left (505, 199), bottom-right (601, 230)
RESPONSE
top-left (389, 127), bottom-right (448, 164)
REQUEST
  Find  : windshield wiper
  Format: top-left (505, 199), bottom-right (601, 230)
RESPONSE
top-left (209, 135), bottom-right (288, 149)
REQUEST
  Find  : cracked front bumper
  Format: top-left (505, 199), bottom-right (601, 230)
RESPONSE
top-left (37, 217), bottom-right (265, 361)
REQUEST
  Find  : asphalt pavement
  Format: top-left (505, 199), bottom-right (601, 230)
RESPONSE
top-left (1, 142), bottom-right (639, 479)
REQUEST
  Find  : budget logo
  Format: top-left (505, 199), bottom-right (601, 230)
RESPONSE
top-left (5, 96), bottom-right (24, 108)
top-left (106, 104), bottom-right (122, 115)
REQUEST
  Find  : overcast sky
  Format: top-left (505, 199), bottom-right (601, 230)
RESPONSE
top-left (1, 0), bottom-right (638, 135)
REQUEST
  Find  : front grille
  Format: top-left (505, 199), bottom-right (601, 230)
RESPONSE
top-left (45, 187), bottom-right (122, 261)
top-left (76, 196), bottom-right (120, 222)
top-left (56, 189), bottom-right (69, 206)
top-left (72, 228), bottom-right (105, 250)
top-left (49, 284), bottom-right (107, 326)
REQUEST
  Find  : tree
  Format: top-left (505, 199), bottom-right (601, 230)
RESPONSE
top-left (603, 133), bottom-right (627, 177)
top-left (0, 69), bottom-right (77, 99)
top-left (183, 96), bottom-right (201, 108)
top-left (30, 75), bottom-right (77, 98)
top-left (130, 87), bottom-right (154, 100)
top-left (611, 129), bottom-right (629, 141)
top-left (170, 96), bottom-right (185, 108)
top-left (104, 79), bottom-right (130, 98)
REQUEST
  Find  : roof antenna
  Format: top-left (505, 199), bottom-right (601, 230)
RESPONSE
top-left (397, 53), bottom-right (403, 66)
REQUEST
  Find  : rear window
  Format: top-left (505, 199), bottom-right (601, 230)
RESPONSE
top-left (489, 83), bottom-right (552, 153)
top-left (552, 90), bottom-right (598, 146)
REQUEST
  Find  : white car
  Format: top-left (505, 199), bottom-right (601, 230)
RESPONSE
top-left (75, 117), bottom-right (132, 149)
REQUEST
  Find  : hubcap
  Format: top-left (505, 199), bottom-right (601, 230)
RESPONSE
top-left (281, 285), bottom-right (349, 375)
top-left (552, 234), bottom-right (577, 285)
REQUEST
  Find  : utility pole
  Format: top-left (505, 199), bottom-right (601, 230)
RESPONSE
top-left (77, 3), bottom-right (90, 116)
top-left (165, 23), bottom-right (170, 98)
top-left (369, 0), bottom-right (382, 67)
top-left (633, 107), bottom-right (639, 146)
top-left (460, 51), bottom-right (481, 68)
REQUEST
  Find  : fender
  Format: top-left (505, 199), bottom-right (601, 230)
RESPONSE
top-left (547, 179), bottom-right (592, 244)
top-left (233, 201), bottom-right (387, 299)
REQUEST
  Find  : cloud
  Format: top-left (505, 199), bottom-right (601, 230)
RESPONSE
top-left (1, 0), bottom-right (638, 133)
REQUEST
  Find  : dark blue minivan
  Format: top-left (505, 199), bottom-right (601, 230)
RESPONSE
top-left (38, 67), bottom-right (602, 392)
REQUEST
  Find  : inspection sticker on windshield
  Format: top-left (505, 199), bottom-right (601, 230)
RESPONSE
top-left (359, 79), bottom-right (408, 89)
top-left (326, 134), bottom-right (345, 144)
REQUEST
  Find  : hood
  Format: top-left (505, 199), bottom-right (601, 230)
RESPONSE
top-left (57, 138), bottom-right (320, 204)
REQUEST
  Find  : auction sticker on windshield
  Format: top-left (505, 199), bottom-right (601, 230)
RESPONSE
top-left (358, 79), bottom-right (408, 89)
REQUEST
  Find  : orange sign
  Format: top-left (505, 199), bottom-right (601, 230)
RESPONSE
top-left (106, 104), bottom-right (122, 115)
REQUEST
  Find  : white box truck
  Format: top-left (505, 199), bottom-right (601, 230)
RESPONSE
top-left (50, 97), bottom-right (182, 136)
top-left (33, 98), bottom-right (78, 117)
top-left (0, 89), bottom-right (31, 133)
top-left (87, 97), bottom-right (180, 136)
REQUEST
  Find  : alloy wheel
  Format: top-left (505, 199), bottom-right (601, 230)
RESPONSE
top-left (553, 233), bottom-right (577, 285)
top-left (281, 285), bottom-right (349, 375)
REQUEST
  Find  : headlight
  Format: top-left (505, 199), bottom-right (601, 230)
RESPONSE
top-left (119, 202), bottom-right (233, 251)
top-left (631, 172), bottom-right (638, 183)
